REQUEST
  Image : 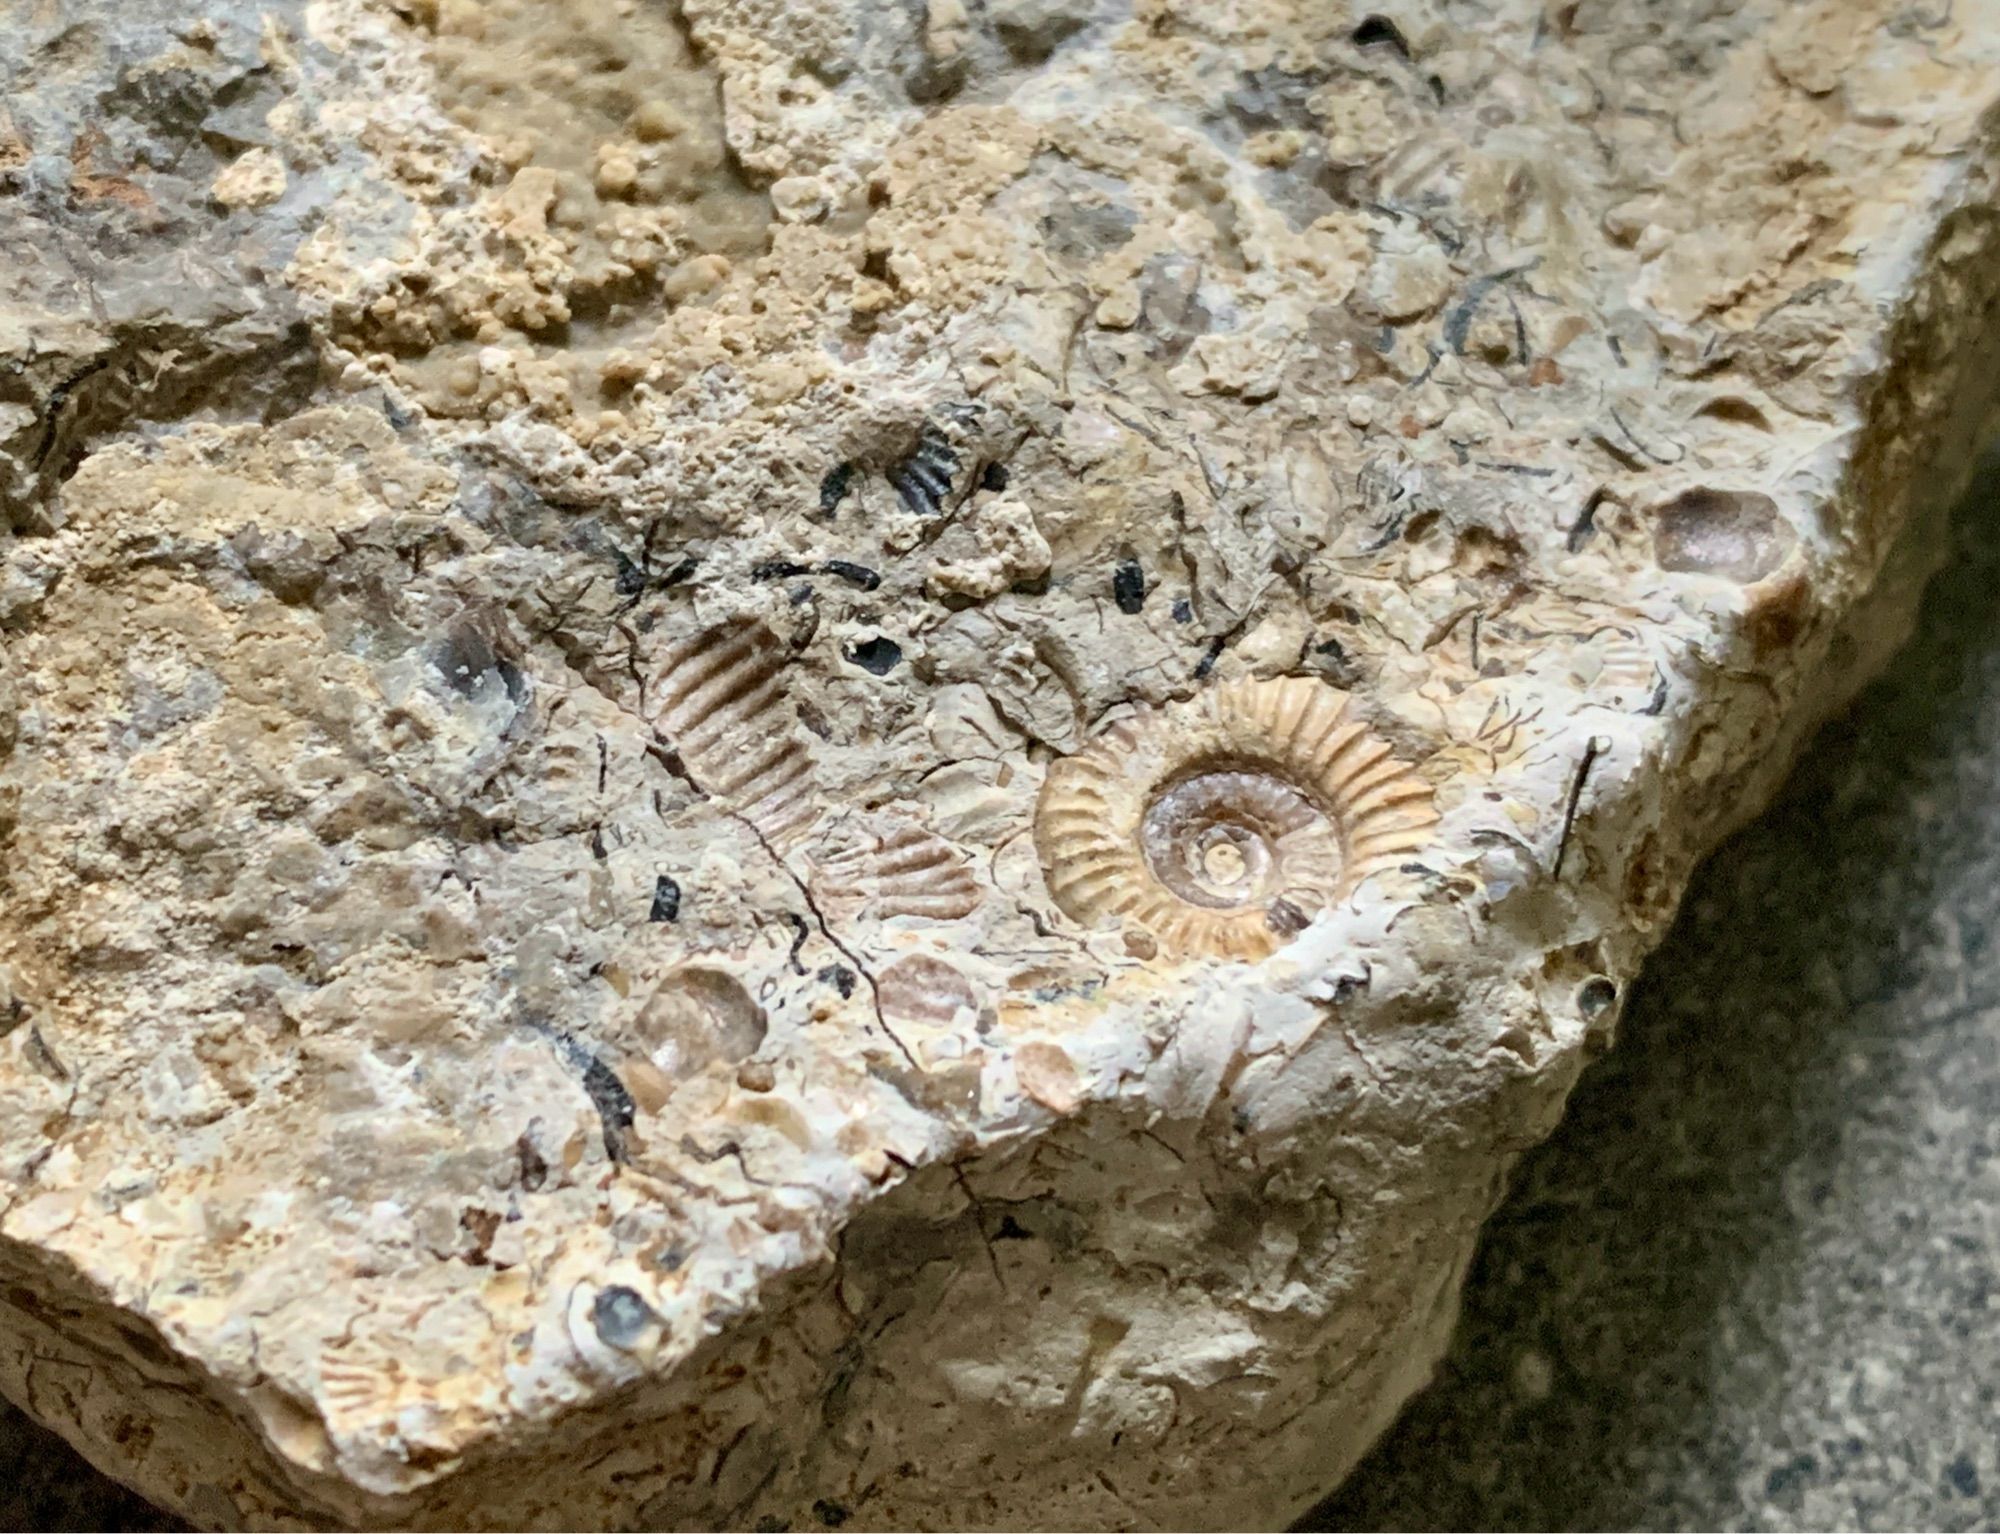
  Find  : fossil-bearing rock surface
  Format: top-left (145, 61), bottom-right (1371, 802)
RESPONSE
top-left (3, 0), bottom-right (2000, 1528)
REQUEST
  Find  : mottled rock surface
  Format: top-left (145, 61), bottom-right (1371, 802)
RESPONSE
top-left (2, 1), bottom-right (2000, 1529)
top-left (1312, 453), bottom-right (2000, 1534)
top-left (17, 462), bottom-right (2000, 1534)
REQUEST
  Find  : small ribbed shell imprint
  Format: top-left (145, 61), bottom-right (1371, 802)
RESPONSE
top-left (814, 817), bottom-right (982, 922)
top-left (318, 1349), bottom-right (400, 1435)
top-left (648, 620), bottom-right (819, 847)
top-left (1034, 676), bottom-right (1438, 960)
top-left (1591, 629), bottom-right (1659, 707)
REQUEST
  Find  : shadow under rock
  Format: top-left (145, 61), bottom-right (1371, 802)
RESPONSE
top-left (1307, 456), bottom-right (2000, 1532)
top-left (0, 1398), bottom-right (182, 1532)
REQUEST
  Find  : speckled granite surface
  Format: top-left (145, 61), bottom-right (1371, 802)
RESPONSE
top-left (6, 460), bottom-right (2000, 1531)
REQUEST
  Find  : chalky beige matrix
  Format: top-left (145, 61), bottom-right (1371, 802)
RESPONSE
top-left (3, 0), bottom-right (2000, 1527)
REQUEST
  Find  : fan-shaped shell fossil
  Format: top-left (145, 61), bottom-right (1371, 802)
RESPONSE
top-left (814, 818), bottom-right (983, 923)
top-left (318, 1349), bottom-right (402, 1436)
top-left (648, 620), bottom-right (819, 847)
top-left (1034, 676), bottom-right (1437, 960)
top-left (633, 966), bottom-right (767, 1078)
top-left (877, 954), bottom-right (982, 1026)
top-left (1652, 487), bottom-right (1796, 584)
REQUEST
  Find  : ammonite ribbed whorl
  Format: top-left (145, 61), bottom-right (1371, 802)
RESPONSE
top-left (1033, 677), bottom-right (1438, 960)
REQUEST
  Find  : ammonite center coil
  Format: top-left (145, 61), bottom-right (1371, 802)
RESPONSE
top-left (1033, 676), bottom-right (1438, 960)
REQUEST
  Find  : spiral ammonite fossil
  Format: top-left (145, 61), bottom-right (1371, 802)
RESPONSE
top-left (1034, 677), bottom-right (1439, 960)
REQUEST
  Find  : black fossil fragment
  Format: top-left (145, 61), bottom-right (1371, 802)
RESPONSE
top-left (846, 635), bottom-right (903, 675)
top-left (1113, 557), bottom-right (1147, 614)
top-left (650, 875), bottom-right (682, 923)
top-left (819, 462), bottom-right (855, 516)
top-left (887, 425), bottom-right (960, 516)
top-left (592, 1285), bottom-right (661, 1350)
top-left (530, 1021), bottom-right (636, 1163)
top-left (819, 560), bottom-right (882, 591)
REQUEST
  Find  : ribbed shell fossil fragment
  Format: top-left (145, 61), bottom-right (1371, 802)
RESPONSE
top-left (648, 619), bottom-right (819, 847)
top-left (1034, 677), bottom-right (1438, 960)
top-left (812, 817), bottom-right (983, 923)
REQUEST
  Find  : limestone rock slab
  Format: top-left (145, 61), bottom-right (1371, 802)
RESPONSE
top-left (2, 0), bottom-right (2000, 1528)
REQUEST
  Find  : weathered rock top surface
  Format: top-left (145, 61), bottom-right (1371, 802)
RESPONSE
top-left (2, 0), bottom-right (1999, 1527)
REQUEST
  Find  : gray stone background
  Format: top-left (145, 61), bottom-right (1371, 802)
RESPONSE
top-left (8, 460), bottom-right (2000, 1530)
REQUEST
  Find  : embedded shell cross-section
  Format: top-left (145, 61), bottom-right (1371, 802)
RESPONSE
top-left (1034, 677), bottom-right (1439, 960)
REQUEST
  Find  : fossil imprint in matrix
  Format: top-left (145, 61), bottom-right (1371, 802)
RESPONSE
top-left (2, 0), bottom-right (2000, 1530)
top-left (1035, 679), bottom-right (1438, 961)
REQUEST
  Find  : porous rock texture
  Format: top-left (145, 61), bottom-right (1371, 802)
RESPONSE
top-left (2, 1), bottom-right (2000, 1528)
